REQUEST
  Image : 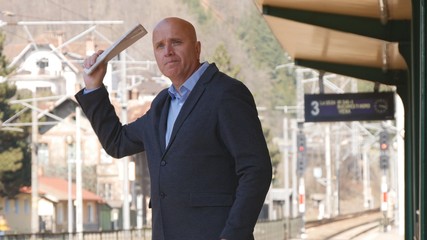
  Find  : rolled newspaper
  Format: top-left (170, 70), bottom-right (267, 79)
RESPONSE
top-left (84, 23), bottom-right (147, 74)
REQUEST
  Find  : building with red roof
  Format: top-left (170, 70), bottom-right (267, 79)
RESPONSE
top-left (0, 176), bottom-right (110, 234)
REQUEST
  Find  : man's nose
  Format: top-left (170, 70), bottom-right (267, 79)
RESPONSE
top-left (164, 44), bottom-right (174, 56)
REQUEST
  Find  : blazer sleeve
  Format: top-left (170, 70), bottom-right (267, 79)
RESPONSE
top-left (75, 86), bottom-right (145, 158)
top-left (217, 80), bottom-right (272, 239)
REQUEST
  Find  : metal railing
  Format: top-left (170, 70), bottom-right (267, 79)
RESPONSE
top-left (0, 229), bottom-right (151, 240)
top-left (0, 219), bottom-right (287, 240)
top-left (254, 219), bottom-right (286, 240)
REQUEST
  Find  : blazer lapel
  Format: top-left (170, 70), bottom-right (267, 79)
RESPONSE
top-left (157, 92), bottom-right (171, 153)
top-left (165, 64), bottom-right (219, 150)
top-left (167, 84), bottom-right (205, 147)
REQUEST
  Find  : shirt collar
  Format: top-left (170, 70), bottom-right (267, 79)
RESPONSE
top-left (168, 62), bottom-right (209, 99)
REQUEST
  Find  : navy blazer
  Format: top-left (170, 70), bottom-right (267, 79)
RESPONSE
top-left (76, 63), bottom-right (272, 240)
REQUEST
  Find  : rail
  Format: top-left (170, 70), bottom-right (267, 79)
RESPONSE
top-left (305, 209), bottom-right (385, 240)
top-left (305, 208), bottom-right (380, 229)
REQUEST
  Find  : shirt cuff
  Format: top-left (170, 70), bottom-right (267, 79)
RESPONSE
top-left (83, 87), bottom-right (101, 94)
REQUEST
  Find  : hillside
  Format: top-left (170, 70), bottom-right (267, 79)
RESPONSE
top-left (0, 0), bottom-right (291, 107)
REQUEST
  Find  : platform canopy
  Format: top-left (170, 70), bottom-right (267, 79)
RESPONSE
top-left (257, 0), bottom-right (412, 85)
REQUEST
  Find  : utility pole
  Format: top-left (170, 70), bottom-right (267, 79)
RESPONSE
top-left (379, 129), bottom-right (390, 231)
top-left (351, 79), bottom-right (361, 182)
top-left (31, 91), bottom-right (38, 239)
top-left (283, 116), bottom-right (290, 237)
top-left (66, 135), bottom-right (73, 239)
top-left (75, 107), bottom-right (83, 240)
top-left (283, 116), bottom-right (290, 209)
top-left (333, 124), bottom-right (341, 216)
top-left (295, 67), bottom-right (306, 239)
top-left (362, 150), bottom-right (373, 209)
top-left (293, 68), bottom-right (305, 221)
top-left (324, 124), bottom-right (332, 218)
top-left (120, 51), bottom-right (131, 233)
top-left (291, 119), bottom-right (298, 218)
top-left (296, 124), bottom-right (307, 238)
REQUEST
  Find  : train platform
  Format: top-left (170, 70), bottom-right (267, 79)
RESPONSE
top-left (354, 226), bottom-right (404, 240)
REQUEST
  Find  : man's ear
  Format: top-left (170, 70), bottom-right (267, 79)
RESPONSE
top-left (196, 41), bottom-right (201, 59)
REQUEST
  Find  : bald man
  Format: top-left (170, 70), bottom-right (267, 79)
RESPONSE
top-left (76, 17), bottom-right (272, 240)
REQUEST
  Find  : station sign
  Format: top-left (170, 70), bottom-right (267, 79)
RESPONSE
top-left (304, 92), bottom-right (395, 122)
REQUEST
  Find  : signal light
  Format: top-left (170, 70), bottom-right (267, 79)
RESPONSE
top-left (380, 143), bottom-right (388, 150)
top-left (297, 132), bottom-right (306, 152)
top-left (297, 132), bottom-right (306, 176)
top-left (379, 130), bottom-right (390, 170)
top-left (380, 154), bottom-right (389, 169)
top-left (379, 131), bottom-right (389, 151)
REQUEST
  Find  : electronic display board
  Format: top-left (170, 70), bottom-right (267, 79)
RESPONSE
top-left (304, 92), bottom-right (395, 122)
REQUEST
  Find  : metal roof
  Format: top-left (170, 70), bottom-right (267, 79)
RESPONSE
top-left (258, 0), bottom-right (411, 85)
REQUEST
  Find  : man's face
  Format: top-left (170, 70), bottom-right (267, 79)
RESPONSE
top-left (152, 19), bottom-right (201, 85)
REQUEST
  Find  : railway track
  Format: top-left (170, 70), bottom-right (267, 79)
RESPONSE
top-left (303, 209), bottom-right (385, 240)
top-left (305, 208), bottom-right (380, 228)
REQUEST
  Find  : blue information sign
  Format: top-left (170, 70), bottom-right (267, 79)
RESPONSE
top-left (304, 92), bottom-right (395, 122)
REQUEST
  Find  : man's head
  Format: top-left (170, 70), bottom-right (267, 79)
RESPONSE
top-left (152, 17), bottom-right (201, 87)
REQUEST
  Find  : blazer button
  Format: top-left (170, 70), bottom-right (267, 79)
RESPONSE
top-left (160, 160), bottom-right (167, 166)
top-left (160, 192), bottom-right (166, 199)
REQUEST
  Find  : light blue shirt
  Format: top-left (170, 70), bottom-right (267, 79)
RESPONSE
top-left (165, 62), bottom-right (209, 146)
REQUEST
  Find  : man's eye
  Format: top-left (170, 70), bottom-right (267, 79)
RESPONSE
top-left (172, 41), bottom-right (182, 46)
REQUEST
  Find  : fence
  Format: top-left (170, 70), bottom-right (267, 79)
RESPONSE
top-left (0, 219), bottom-right (287, 240)
top-left (0, 229), bottom-right (150, 240)
top-left (254, 219), bottom-right (286, 240)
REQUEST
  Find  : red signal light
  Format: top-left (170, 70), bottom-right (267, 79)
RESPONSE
top-left (298, 146), bottom-right (305, 152)
top-left (299, 194), bottom-right (305, 204)
top-left (383, 192), bottom-right (388, 202)
top-left (380, 143), bottom-right (388, 150)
